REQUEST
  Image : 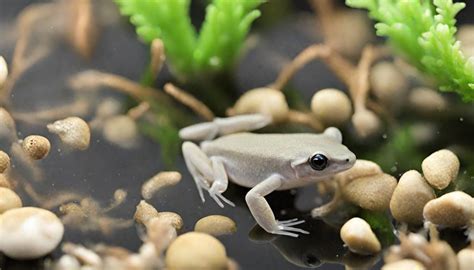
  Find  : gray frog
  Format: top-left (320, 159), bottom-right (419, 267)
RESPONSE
top-left (180, 114), bottom-right (356, 237)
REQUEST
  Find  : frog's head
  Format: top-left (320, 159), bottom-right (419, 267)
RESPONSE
top-left (291, 127), bottom-right (356, 179)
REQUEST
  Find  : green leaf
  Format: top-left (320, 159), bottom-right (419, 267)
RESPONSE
top-left (346, 0), bottom-right (474, 102)
top-left (115, 0), bottom-right (264, 79)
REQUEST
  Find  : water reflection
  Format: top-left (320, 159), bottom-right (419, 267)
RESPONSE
top-left (249, 217), bottom-right (380, 269)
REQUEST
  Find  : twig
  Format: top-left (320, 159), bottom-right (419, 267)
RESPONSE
top-left (12, 99), bottom-right (90, 125)
top-left (272, 44), bottom-right (331, 91)
top-left (150, 39), bottom-right (166, 80)
top-left (351, 45), bottom-right (375, 111)
top-left (66, 0), bottom-right (98, 59)
top-left (287, 109), bottom-right (323, 131)
top-left (0, 3), bottom-right (54, 103)
top-left (69, 70), bottom-right (165, 101)
top-left (163, 83), bottom-right (215, 121)
top-left (127, 102), bottom-right (150, 120)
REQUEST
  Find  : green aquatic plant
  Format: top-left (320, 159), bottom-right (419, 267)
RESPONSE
top-left (115, 0), bottom-right (264, 79)
top-left (346, 0), bottom-right (474, 102)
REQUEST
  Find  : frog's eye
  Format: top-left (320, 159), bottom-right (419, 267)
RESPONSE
top-left (309, 154), bottom-right (328, 170)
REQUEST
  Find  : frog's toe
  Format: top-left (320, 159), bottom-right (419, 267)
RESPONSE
top-left (273, 219), bottom-right (309, 237)
top-left (209, 192), bottom-right (235, 208)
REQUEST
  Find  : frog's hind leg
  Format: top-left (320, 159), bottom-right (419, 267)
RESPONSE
top-left (182, 141), bottom-right (235, 208)
top-left (179, 114), bottom-right (272, 141)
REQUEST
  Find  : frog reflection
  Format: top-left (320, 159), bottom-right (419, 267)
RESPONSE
top-left (249, 218), bottom-right (380, 268)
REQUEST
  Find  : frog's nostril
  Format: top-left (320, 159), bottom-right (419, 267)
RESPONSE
top-left (345, 158), bottom-right (350, 163)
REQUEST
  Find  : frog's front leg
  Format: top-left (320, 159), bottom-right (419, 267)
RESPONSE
top-left (182, 141), bottom-right (235, 208)
top-left (245, 175), bottom-right (309, 237)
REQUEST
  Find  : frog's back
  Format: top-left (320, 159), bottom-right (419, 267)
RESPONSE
top-left (202, 133), bottom-right (330, 160)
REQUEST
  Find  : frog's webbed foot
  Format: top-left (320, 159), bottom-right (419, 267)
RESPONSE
top-left (182, 141), bottom-right (235, 208)
top-left (274, 219), bottom-right (309, 237)
top-left (179, 114), bottom-right (272, 141)
top-left (246, 175), bottom-right (310, 238)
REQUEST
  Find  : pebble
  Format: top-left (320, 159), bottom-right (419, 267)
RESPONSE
top-left (165, 232), bottom-right (228, 270)
top-left (423, 191), bottom-right (474, 227)
top-left (0, 187), bottom-right (22, 214)
top-left (194, 215), bottom-right (237, 236)
top-left (0, 207), bottom-right (64, 259)
top-left (340, 217), bottom-right (381, 255)
top-left (382, 259), bottom-right (426, 270)
top-left (390, 170), bottom-right (435, 224)
top-left (134, 200), bottom-right (159, 225)
top-left (311, 89), bottom-right (352, 127)
top-left (47, 117), bottom-right (90, 150)
top-left (0, 150), bottom-right (10, 173)
top-left (370, 61), bottom-right (408, 106)
top-left (421, 149), bottom-right (460, 190)
top-left (231, 88), bottom-right (289, 123)
top-left (141, 171), bottom-right (181, 200)
top-left (457, 248), bottom-right (474, 270)
top-left (21, 135), bottom-right (51, 160)
top-left (342, 173), bottom-right (397, 211)
top-left (103, 115), bottom-right (139, 149)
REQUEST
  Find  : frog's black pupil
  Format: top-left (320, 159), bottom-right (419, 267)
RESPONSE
top-left (309, 154), bottom-right (328, 170)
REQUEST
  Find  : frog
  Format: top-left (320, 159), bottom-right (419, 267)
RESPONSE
top-left (179, 114), bottom-right (356, 237)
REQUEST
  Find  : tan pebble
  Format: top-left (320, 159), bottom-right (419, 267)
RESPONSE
top-left (194, 215), bottom-right (237, 236)
top-left (0, 56), bottom-right (7, 87)
top-left (103, 115), bottom-right (139, 149)
top-left (458, 248), bottom-right (474, 270)
top-left (0, 207), bottom-right (64, 259)
top-left (382, 259), bottom-right (426, 270)
top-left (422, 149), bottom-right (460, 190)
top-left (342, 173), bottom-right (397, 211)
top-left (0, 187), bottom-right (22, 214)
top-left (0, 150), bottom-right (10, 173)
top-left (423, 191), bottom-right (474, 227)
top-left (147, 218), bottom-right (177, 252)
top-left (336, 159), bottom-right (383, 184)
top-left (328, 10), bottom-right (374, 59)
top-left (0, 174), bottom-right (11, 189)
top-left (390, 170), bottom-right (435, 224)
top-left (96, 98), bottom-right (122, 118)
top-left (311, 89), bottom-right (352, 127)
top-left (409, 87), bottom-right (447, 114)
top-left (231, 88), bottom-right (289, 123)
top-left (457, 25), bottom-right (474, 47)
top-left (134, 200), bottom-right (159, 225)
top-left (0, 107), bottom-right (16, 139)
top-left (165, 232), bottom-right (227, 270)
top-left (340, 217), bottom-right (381, 255)
top-left (21, 135), bottom-right (51, 160)
top-left (47, 117), bottom-right (90, 150)
top-left (156, 212), bottom-right (183, 230)
top-left (141, 171), bottom-right (181, 200)
top-left (370, 61), bottom-right (408, 106)
top-left (352, 109), bottom-right (381, 138)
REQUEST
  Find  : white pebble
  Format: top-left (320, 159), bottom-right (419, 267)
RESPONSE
top-left (0, 207), bottom-right (64, 259)
top-left (340, 217), bottom-right (381, 255)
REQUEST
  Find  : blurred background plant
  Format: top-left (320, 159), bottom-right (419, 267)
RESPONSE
top-left (347, 0), bottom-right (474, 101)
top-left (114, 0), bottom-right (264, 82)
